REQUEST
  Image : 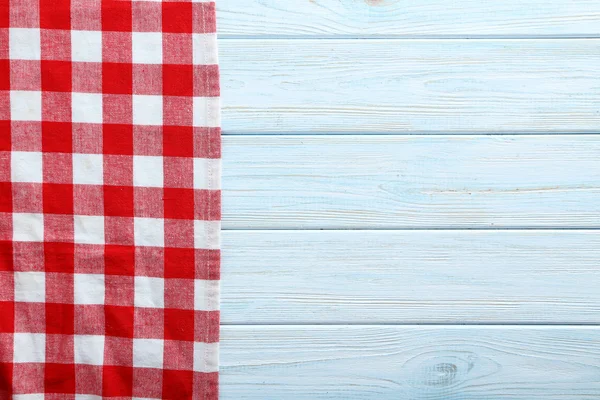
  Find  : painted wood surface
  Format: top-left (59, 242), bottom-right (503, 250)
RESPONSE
top-left (219, 39), bottom-right (600, 133)
top-left (221, 230), bottom-right (600, 324)
top-left (221, 326), bottom-right (600, 399)
top-left (217, 0), bottom-right (600, 37)
top-left (219, 2), bottom-right (600, 396)
top-left (222, 135), bottom-right (600, 229)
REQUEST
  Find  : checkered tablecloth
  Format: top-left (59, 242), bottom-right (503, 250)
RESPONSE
top-left (0, 0), bottom-right (221, 398)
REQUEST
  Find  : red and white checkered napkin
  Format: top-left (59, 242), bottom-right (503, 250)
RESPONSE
top-left (0, 0), bottom-right (221, 398)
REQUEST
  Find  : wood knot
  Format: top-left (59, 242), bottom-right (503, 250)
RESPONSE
top-left (403, 353), bottom-right (478, 389)
top-left (425, 362), bottom-right (458, 386)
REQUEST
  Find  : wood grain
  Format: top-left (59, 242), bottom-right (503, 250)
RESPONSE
top-left (221, 230), bottom-right (600, 324)
top-left (217, 3), bottom-right (600, 398)
top-left (221, 326), bottom-right (600, 399)
top-left (219, 39), bottom-right (600, 133)
top-left (217, 0), bottom-right (600, 37)
top-left (222, 135), bottom-right (600, 229)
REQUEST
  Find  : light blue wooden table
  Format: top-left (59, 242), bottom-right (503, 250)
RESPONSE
top-left (216, 1), bottom-right (600, 398)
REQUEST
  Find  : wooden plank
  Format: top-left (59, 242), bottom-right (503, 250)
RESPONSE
top-left (222, 135), bottom-right (600, 229)
top-left (219, 39), bottom-right (600, 133)
top-left (221, 326), bottom-right (600, 399)
top-left (221, 230), bottom-right (600, 324)
top-left (217, 0), bottom-right (600, 37)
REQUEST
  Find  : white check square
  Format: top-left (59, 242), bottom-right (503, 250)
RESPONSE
top-left (14, 272), bottom-right (45, 303)
top-left (74, 273), bottom-right (105, 305)
top-left (72, 93), bottom-right (103, 123)
top-left (192, 33), bottom-right (218, 65)
top-left (13, 395), bottom-right (45, 400)
top-left (74, 335), bottom-right (105, 365)
top-left (71, 30), bottom-right (102, 62)
top-left (73, 153), bottom-right (103, 185)
top-left (10, 91), bottom-right (42, 122)
top-left (193, 342), bottom-right (219, 372)
top-left (74, 215), bottom-right (105, 245)
top-left (133, 338), bottom-right (164, 368)
top-left (11, 151), bottom-right (42, 183)
top-left (134, 276), bottom-right (164, 308)
top-left (134, 217), bottom-right (164, 247)
top-left (9, 28), bottom-right (41, 60)
top-left (13, 333), bottom-right (45, 363)
top-left (193, 158), bottom-right (221, 189)
top-left (194, 279), bottom-right (219, 311)
top-left (13, 213), bottom-right (44, 242)
top-left (133, 95), bottom-right (163, 126)
top-left (133, 155), bottom-right (163, 188)
top-left (132, 32), bottom-right (163, 64)
top-left (193, 97), bottom-right (220, 127)
top-left (194, 220), bottom-right (220, 250)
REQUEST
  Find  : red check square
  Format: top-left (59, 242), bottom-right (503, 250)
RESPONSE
top-left (163, 126), bottom-right (193, 157)
top-left (103, 366), bottom-right (133, 397)
top-left (40, 0), bottom-right (70, 29)
top-left (42, 122), bottom-right (72, 153)
top-left (45, 303), bottom-right (75, 334)
top-left (0, 302), bottom-right (14, 332)
top-left (163, 369), bottom-right (194, 399)
top-left (43, 183), bottom-right (74, 215)
top-left (0, 183), bottom-right (11, 213)
top-left (103, 124), bottom-right (134, 155)
top-left (105, 305), bottom-right (134, 338)
top-left (101, 1), bottom-right (132, 32)
top-left (163, 64), bottom-right (194, 96)
top-left (165, 248), bottom-right (194, 279)
top-left (104, 186), bottom-right (134, 217)
top-left (163, 2), bottom-right (192, 34)
top-left (41, 60), bottom-right (72, 92)
top-left (0, 60), bottom-right (9, 90)
top-left (164, 188), bottom-right (194, 220)
top-left (44, 242), bottom-right (75, 273)
top-left (103, 63), bottom-right (133, 95)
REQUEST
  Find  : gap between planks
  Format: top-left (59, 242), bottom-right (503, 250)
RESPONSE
top-left (222, 131), bottom-right (600, 136)
top-left (219, 35), bottom-right (600, 40)
top-left (222, 227), bottom-right (600, 231)
top-left (221, 324), bottom-right (600, 328)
